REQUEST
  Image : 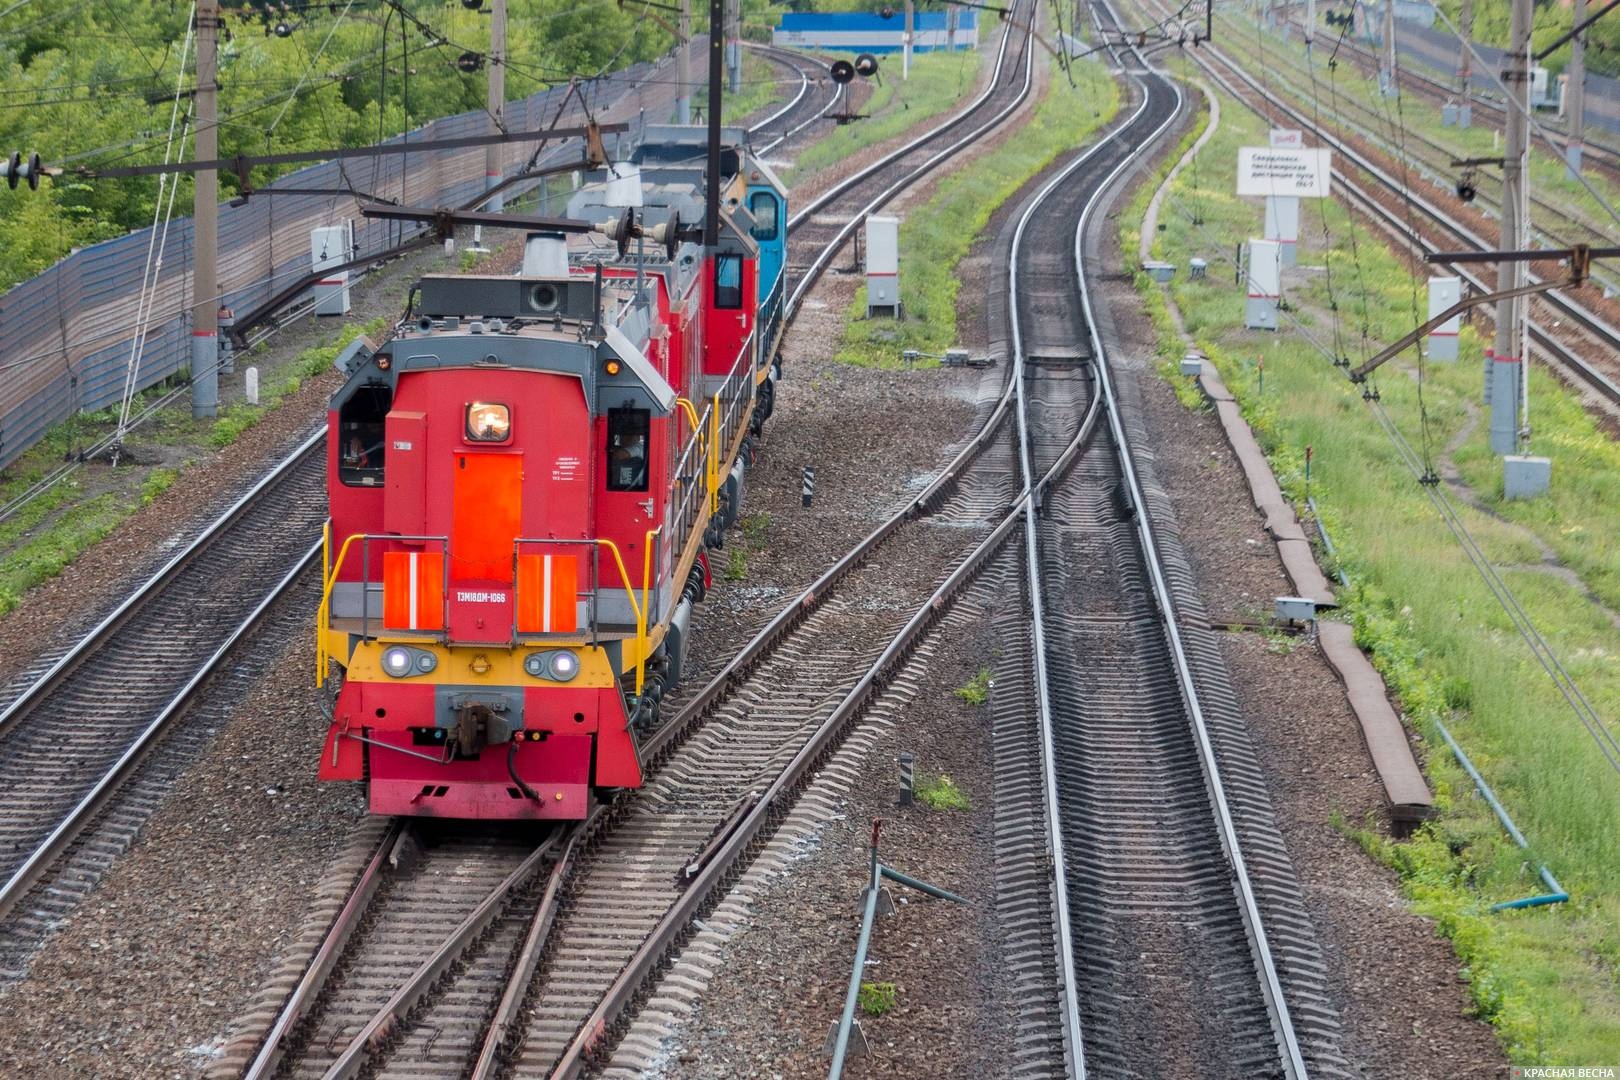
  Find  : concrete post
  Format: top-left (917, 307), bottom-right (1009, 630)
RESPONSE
top-left (1264, 196), bottom-right (1299, 268)
top-left (1566, 0), bottom-right (1586, 173)
top-left (485, 0), bottom-right (506, 214)
top-left (1455, 0), bottom-right (1473, 126)
top-left (1381, 0), bottom-right (1398, 97)
top-left (1491, 0), bottom-right (1531, 455)
top-left (903, 0), bottom-right (914, 79)
top-left (191, 0), bottom-right (219, 419)
top-left (677, 0), bottom-right (692, 124)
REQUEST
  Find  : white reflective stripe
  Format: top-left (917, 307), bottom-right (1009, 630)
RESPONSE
top-left (408, 552), bottom-right (419, 629)
top-left (541, 555), bottom-right (554, 633)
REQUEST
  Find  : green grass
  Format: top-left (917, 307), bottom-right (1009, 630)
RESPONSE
top-left (139, 467), bottom-right (179, 506)
top-left (740, 510), bottom-right (770, 550)
top-left (696, 49), bottom-right (785, 126)
top-left (723, 546), bottom-right (748, 581)
top-left (0, 492), bottom-right (127, 614)
top-left (0, 315), bottom-right (388, 616)
top-left (915, 773), bottom-right (970, 811)
top-left (857, 980), bottom-right (898, 1016)
top-left (954, 666), bottom-right (992, 706)
top-left (784, 39), bottom-right (993, 184)
top-left (1214, 12), bottom-right (1620, 260)
top-left (1133, 79), bottom-right (1620, 1063)
top-left (837, 57), bottom-right (1120, 367)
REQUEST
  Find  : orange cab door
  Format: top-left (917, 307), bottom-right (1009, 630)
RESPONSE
top-left (450, 452), bottom-right (523, 583)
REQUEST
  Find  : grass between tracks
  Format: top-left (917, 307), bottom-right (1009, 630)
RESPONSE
top-left (835, 56), bottom-right (1121, 368)
top-left (1127, 71), bottom-right (1620, 1063)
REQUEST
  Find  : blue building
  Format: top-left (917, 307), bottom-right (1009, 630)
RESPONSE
top-left (771, 10), bottom-right (981, 54)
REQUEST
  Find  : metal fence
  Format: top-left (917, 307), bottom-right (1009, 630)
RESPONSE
top-left (0, 50), bottom-right (684, 470)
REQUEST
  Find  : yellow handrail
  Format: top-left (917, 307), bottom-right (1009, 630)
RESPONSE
top-left (592, 536), bottom-right (648, 697)
top-left (674, 396), bottom-right (703, 442)
top-left (317, 530), bottom-right (368, 687)
top-left (318, 521), bottom-right (332, 685)
top-left (707, 392), bottom-right (722, 515)
top-left (638, 526), bottom-right (662, 696)
top-left (318, 532), bottom-right (653, 698)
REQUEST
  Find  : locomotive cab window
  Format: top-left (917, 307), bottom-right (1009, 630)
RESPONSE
top-left (748, 193), bottom-right (779, 241)
top-left (338, 384), bottom-right (390, 486)
top-left (714, 254), bottom-right (743, 309)
top-left (606, 407), bottom-right (650, 492)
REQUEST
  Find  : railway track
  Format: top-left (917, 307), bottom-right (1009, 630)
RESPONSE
top-left (212, 10), bottom-right (1057, 1077)
top-left (0, 46), bottom-right (843, 984)
top-left (989, 1), bottom-right (1350, 1074)
top-left (1147, 1), bottom-right (1620, 416)
top-left (1295, 15), bottom-right (1620, 178)
top-left (1221, 13), bottom-right (1620, 295)
top-left (0, 433), bottom-right (326, 950)
top-left (746, 45), bottom-right (842, 156)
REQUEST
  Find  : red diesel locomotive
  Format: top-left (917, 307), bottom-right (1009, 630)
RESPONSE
top-left (316, 127), bottom-right (788, 819)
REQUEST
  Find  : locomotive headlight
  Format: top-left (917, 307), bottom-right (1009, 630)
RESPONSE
top-left (466, 402), bottom-right (511, 442)
top-left (525, 650), bottom-right (580, 682)
top-left (382, 646), bottom-right (414, 678)
top-left (548, 651), bottom-right (580, 680)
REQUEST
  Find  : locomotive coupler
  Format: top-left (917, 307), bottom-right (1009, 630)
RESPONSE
top-left (448, 698), bottom-right (517, 758)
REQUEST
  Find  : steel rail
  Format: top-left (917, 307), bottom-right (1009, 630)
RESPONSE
top-left (316, 832), bottom-right (565, 1080)
top-left (782, 7), bottom-right (1035, 322)
top-left (469, 829), bottom-right (582, 1079)
top-left (0, 536), bottom-right (322, 925)
top-left (1002, 70), bottom-right (1167, 1080)
top-left (1076, 2), bottom-right (1310, 1072)
top-left (241, 820), bottom-right (406, 1079)
top-left (543, 325), bottom-right (1116, 1080)
top-left (1180, 27), bottom-right (1620, 410)
top-left (1295, 20), bottom-right (1620, 172)
top-left (0, 428), bottom-right (323, 742)
top-left (746, 45), bottom-right (842, 156)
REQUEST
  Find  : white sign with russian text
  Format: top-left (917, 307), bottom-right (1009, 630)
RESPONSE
top-left (1237, 147), bottom-right (1333, 197)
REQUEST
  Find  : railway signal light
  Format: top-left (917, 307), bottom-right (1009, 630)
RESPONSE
top-left (1456, 175), bottom-right (1477, 202)
top-left (457, 51), bottom-right (484, 73)
top-left (830, 59), bottom-right (855, 84)
top-left (854, 53), bottom-right (880, 78)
